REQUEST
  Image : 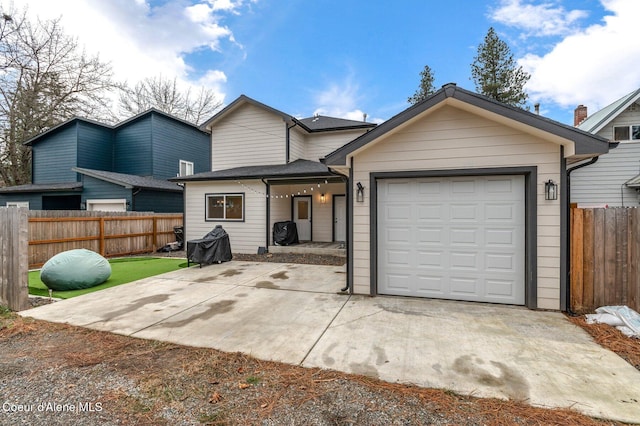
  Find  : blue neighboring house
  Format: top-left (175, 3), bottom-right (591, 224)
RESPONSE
top-left (0, 109), bottom-right (210, 212)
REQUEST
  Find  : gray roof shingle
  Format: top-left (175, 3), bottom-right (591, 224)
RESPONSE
top-left (0, 182), bottom-right (83, 193)
top-left (170, 159), bottom-right (337, 182)
top-left (73, 168), bottom-right (183, 192)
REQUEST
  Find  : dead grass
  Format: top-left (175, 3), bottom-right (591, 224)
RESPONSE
top-left (0, 311), bottom-right (632, 425)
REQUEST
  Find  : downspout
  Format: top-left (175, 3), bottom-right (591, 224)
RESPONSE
top-left (340, 169), bottom-right (350, 293)
top-left (565, 155), bottom-right (599, 313)
top-left (286, 121), bottom-right (298, 164)
top-left (262, 178), bottom-right (270, 252)
top-left (132, 188), bottom-right (142, 211)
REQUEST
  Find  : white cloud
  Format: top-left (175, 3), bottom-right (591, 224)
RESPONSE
top-left (9, 0), bottom-right (251, 109)
top-left (312, 76), bottom-right (382, 123)
top-left (491, 0), bottom-right (588, 37)
top-left (519, 0), bottom-right (640, 110)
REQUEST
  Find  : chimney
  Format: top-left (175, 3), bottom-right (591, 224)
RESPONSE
top-left (534, 103), bottom-right (540, 115)
top-left (574, 105), bottom-right (587, 126)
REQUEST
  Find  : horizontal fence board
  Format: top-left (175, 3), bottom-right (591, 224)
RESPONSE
top-left (571, 207), bottom-right (640, 313)
top-left (26, 211), bottom-right (183, 268)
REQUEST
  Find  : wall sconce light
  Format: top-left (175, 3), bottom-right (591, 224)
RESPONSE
top-left (320, 193), bottom-right (326, 204)
top-left (356, 182), bottom-right (365, 203)
top-left (545, 179), bottom-right (558, 200)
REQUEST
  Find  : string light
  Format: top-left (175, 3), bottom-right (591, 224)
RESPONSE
top-left (235, 180), bottom-right (334, 198)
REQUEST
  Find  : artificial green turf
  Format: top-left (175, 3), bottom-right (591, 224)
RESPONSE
top-left (29, 257), bottom-right (188, 299)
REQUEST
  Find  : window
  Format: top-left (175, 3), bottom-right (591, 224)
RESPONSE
top-left (613, 125), bottom-right (640, 141)
top-left (206, 193), bottom-right (244, 221)
top-left (179, 160), bottom-right (194, 177)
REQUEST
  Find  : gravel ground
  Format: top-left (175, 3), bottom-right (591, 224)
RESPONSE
top-left (4, 252), bottom-right (633, 425)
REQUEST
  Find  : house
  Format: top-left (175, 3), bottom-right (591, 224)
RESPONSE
top-left (0, 109), bottom-right (210, 212)
top-left (173, 95), bottom-right (376, 253)
top-left (570, 88), bottom-right (640, 207)
top-left (177, 85), bottom-right (610, 311)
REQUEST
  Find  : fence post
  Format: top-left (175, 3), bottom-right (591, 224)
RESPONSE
top-left (99, 217), bottom-right (105, 256)
top-left (0, 208), bottom-right (29, 311)
top-left (570, 208), bottom-right (584, 312)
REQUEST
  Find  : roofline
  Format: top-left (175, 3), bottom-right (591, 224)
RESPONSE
top-left (24, 117), bottom-right (112, 146)
top-left (73, 167), bottom-right (182, 192)
top-left (170, 170), bottom-right (338, 183)
top-left (324, 83), bottom-right (610, 166)
top-left (117, 107), bottom-right (209, 135)
top-left (581, 88), bottom-right (640, 134)
top-left (200, 94), bottom-right (299, 131)
top-left (25, 108), bottom-right (208, 147)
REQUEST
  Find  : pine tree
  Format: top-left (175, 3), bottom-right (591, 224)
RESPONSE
top-left (470, 27), bottom-right (530, 108)
top-left (408, 65), bottom-right (436, 105)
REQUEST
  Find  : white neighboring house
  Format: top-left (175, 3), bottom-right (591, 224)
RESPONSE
top-left (570, 88), bottom-right (640, 207)
top-left (176, 85), bottom-right (611, 311)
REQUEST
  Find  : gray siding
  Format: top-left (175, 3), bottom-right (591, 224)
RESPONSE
top-left (134, 189), bottom-right (183, 213)
top-left (0, 193), bottom-right (43, 209)
top-left (77, 122), bottom-right (113, 171)
top-left (570, 142), bottom-right (640, 207)
top-left (150, 113), bottom-right (210, 179)
top-left (114, 116), bottom-right (153, 176)
top-left (32, 124), bottom-right (78, 184)
top-left (81, 175), bottom-right (132, 207)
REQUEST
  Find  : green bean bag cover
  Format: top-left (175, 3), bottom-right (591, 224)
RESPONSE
top-left (40, 249), bottom-right (112, 291)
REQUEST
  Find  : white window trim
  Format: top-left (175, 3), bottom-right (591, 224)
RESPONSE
top-left (205, 193), bottom-right (245, 222)
top-left (613, 124), bottom-right (640, 142)
top-left (179, 160), bottom-right (194, 177)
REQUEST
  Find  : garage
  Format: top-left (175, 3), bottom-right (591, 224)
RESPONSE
top-left (377, 175), bottom-right (525, 305)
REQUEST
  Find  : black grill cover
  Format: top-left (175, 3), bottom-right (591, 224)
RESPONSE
top-left (187, 225), bottom-right (233, 265)
top-left (273, 221), bottom-right (299, 246)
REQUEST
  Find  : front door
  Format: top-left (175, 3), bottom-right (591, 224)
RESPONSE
top-left (294, 196), bottom-right (311, 241)
top-left (334, 195), bottom-right (346, 242)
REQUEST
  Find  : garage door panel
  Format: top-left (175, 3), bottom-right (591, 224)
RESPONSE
top-left (449, 277), bottom-right (480, 296)
top-left (417, 204), bottom-right (445, 221)
top-left (450, 251), bottom-right (478, 270)
top-left (486, 279), bottom-right (517, 298)
top-left (418, 250), bottom-right (444, 268)
top-left (450, 204), bottom-right (477, 220)
top-left (485, 204), bottom-right (517, 221)
top-left (485, 228), bottom-right (515, 246)
top-left (417, 227), bottom-right (445, 244)
top-left (385, 226), bottom-right (411, 243)
top-left (485, 253), bottom-right (515, 272)
top-left (385, 274), bottom-right (412, 292)
top-left (415, 275), bottom-right (447, 295)
top-left (378, 175), bottom-right (525, 305)
top-left (450, 228), bottom-right (478, 245)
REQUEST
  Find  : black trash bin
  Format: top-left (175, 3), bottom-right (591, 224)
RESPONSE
top-left (173, 226), bottom-right (184, 248)
top-left (273, 221), bottom-right (299, 246)
top-left (187, 225), bottom-right (233, 267)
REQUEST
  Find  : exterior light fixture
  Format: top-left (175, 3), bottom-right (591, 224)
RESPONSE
top-left (320, 193), bottom-right (326, 204)
top-left (545, 179), bottom-right (558, 200)
top-left (356, 182), bottom-right (365, 203)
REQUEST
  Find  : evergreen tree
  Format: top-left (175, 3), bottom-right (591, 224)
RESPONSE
top-left (470, 27), bottom-right (530, 108)
top-left (408, 65), bottom-right (436, 105)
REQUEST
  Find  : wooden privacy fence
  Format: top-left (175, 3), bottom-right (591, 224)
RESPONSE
top-left (0, 207), bottom-right (29, 311)
top-left (28, 211), bottom-right (183, 268)
top-left (570, 207), bottom-right (639, 313)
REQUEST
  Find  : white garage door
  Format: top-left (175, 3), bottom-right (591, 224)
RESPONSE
top-left (377, 175), bottom-right (525, 305)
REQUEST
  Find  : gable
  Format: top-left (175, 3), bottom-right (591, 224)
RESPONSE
top-left (354, 105), bottom-right (561, 168)
top-left (324, 84), bottom-right (610, 167)
top-left (211, 102), bottom-right (287, 170)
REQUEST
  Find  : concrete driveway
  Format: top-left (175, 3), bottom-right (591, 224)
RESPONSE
top-left (21, 261), bottom-right (640, 424)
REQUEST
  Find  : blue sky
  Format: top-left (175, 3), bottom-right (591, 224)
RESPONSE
top-left (8, 0), bottom-right (639, 125)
